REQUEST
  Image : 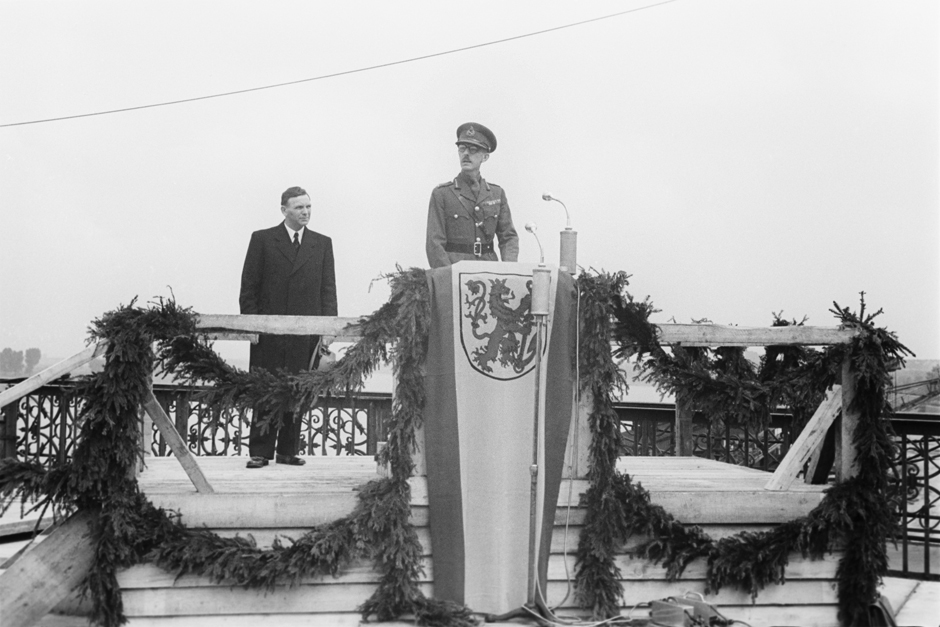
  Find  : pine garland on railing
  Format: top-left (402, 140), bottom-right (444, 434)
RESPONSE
top-left (574, 271), bottom-right (912, 625)
top-left (571, 271), bottom-right (631, 617)
top-left (0, 267), bottom-right (912, 627)
top-left (0, 269), bottom-right (474, 627)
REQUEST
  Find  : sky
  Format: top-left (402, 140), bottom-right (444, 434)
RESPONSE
top-left (1, 0), bottom-right (937, 368)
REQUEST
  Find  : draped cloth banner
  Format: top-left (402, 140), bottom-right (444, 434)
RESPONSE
top-left (423, 261), bottom-right (576, 614)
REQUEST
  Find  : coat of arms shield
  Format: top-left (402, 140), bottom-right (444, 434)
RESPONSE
top-left (458, 271), bottom-right (540, 380)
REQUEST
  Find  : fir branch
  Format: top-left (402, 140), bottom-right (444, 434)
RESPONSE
top-left (576, 274), bottom-right (909, 624)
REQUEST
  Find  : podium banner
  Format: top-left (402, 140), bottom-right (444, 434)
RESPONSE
top-left (423, 261), bottom-right (576, 614)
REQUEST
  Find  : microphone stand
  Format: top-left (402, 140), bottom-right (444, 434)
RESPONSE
top-left (487, 233), bottom-right (554, 626)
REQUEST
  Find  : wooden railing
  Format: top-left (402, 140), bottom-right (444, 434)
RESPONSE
top-left (653, 323), bottom-right (860, 483)
top-left (0, 316), bottom-right (861, 486)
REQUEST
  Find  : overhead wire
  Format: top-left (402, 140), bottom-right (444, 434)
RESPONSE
top-left (0, 0), bottom-right (678, 128)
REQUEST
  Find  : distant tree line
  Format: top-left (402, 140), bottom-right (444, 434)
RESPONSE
top-left (0, 347), bottom-right (41, 377)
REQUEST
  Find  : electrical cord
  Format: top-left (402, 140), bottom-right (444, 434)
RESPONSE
top-left (1, 1), bottom-right (679, 128)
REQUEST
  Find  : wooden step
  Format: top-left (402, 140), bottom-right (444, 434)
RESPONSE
top-left (125, 455), bottom-right (839, 624)
top-left (121, 583), bottom-right (433, 617)
top-left (118, 576), bottom-right (840, 617)
top-left (205, 523), bottom-right (786, 554)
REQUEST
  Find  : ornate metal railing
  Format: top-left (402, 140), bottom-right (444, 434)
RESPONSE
top-left (145, 387), bottom-right (392, 458)
top-left (615, 401), bottom-right (940, 580)
top-left (0, 380), bottom-right (392, 464)
top-left (615, 402), bottom-right (797, 470)
top-left (5, 380), bottom-right (935, 579)
top-left (888, 412), bottom-right (940, 580)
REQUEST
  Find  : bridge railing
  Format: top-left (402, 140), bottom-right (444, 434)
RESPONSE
top-left (0, 380), bottom-right (392, 465)
top-left (3, 376), bottom-right (935, 580)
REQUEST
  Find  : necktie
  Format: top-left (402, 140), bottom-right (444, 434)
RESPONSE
top-left (293, 232), bottom-right (300, 253)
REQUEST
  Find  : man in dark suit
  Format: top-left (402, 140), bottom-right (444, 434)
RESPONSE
top-left (239, 186), bottom-right (338, 469)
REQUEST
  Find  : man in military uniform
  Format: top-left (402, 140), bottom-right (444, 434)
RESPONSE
top-left (426, 122), bottom-right (519, 268)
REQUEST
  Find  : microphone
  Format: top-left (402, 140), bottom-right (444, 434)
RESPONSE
top-left (541, 193), bottom-right (577, 275)
top-left (525, 222), bottom-right (544, 265)
top-left (526, 222), bottom-right (551, 316)
top-left (541, 192), bottom-right (570, 228)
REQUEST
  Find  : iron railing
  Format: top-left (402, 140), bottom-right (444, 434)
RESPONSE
top-left (615, 402), bottom-right (798, 470)
top-left (3, 380), bottom-right (935, 579)
top-left (615, 401), bottom-right (939, 581)
top-left (0, 380), bottom-right (392, 464)
top-left (888, 412), bottom-right (940, 580)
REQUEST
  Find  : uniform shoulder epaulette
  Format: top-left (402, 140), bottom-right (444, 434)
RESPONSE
top-left (436, 180), bottom-right (455, 189)
top-left (486, 180), bottom-right (501, 189)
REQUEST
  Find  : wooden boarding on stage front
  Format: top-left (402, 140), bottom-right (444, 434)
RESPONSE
top-left (110, 453), bottom-right (838, 627)
top-left (0, 302), bottom-right (872, 627)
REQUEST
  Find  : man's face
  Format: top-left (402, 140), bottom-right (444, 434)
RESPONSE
top-left (458, 144), bottom-right (489, 173)
top-left (281, 194), bottom-right (312, 230)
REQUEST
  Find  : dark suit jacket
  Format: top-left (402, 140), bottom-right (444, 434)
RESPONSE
top-left (239, 223), bottom-right (338, 373)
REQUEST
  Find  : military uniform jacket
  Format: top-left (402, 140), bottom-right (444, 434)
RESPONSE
top-left (426, 174), bottom-right (519, 268)
top-left (239, 223), bottom-right (338, 374)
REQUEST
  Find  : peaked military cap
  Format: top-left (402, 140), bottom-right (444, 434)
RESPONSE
top-left (455, 122), bottom-right (497, 153)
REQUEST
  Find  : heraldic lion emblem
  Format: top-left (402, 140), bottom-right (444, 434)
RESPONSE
top-left (460, 273), bottom-right (539, 380)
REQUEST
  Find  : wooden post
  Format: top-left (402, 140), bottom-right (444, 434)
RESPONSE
top-left (0, 509), bottom-right (98, 627)
top-left (804, 423), bottom-right (836, 484)
top-left (142, 399), bottom-right (154, 459)
top-left (675, 391), bottom-right (694, 457)
top-left (1, 401), bottom-right (17, 459)
top-left (764, 386), bottom-right (841, 490)
top-left (836, 355), bottom-right (859, 482)
top-left (142, 390), bottom-right (214, 493)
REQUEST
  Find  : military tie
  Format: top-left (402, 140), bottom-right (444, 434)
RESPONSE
top-left (293, 232), bottom-right (300, 255)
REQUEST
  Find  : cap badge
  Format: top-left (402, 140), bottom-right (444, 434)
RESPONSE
top-left (466, 126), bottom-right (476, 136)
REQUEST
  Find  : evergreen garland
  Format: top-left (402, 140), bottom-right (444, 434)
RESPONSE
top-left (575, 271), bottom-right (912, 626)
top-left (0, 269), bottom-right (473, 627)
top-left (572, 271), bottom-right (631, 618)
top-left (0, 267), bottom-right (911, 627)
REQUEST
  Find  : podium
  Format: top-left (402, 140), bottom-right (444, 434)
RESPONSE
top-left (422, 261), bottom-right (577, 615)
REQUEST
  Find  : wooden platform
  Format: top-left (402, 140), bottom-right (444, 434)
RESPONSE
top-left (108, 455), bottom-right (845, 625)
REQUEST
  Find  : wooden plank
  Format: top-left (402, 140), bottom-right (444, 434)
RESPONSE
top-left (547, 552), bottom-right (841, 581)
top-left (894, 580), bottom-right (940, 627)
top-left (838, 355), bottom-right (859, 481)
top-left (0, 509), bottom-right (97, 627)
top-left (143, 391), bottom-right (213, 494)
top-left (204, 332), bottom-right (259, 343)
top-left (117, 558), bottom-right (433, 588)
top-left (0, 343), bottom-right (106, 409)
top-left (120, 615), bottom-right (371, 627)
top-left (190, 526), bottom-right (433, 554)
top-left (545, 579), bottom-right (839, 607)
top-left (121, 583), bottom-right (433, 616)
top-left (657, 324), bottom-right (856, 347)
top-left (765, 386), bottom-right (842, 491)
top-left (35, 615), bottom-right (95, 627)
top-left (0, 519), bottom-right (44, 539)
top-left (145, 484), bottom-right (821, 527)
top-left (556, 488), bottom-right (824, 524)
top-left (116, 610), bottom-right (841, 627)
top-left (804, 421), bottom-right (836, 485)
top-left (675, 392), bottom-right (693, 456)
top-left (145, 493), bottom-right (361, 528)
top-left (655, 605), bottom-right (838, 627)
top-left (138, 457), bottom-right (380, 494)
top-left (195, 315), bottom-right (363, 341)
top-left (132, 523), bottom-right (771, 556)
